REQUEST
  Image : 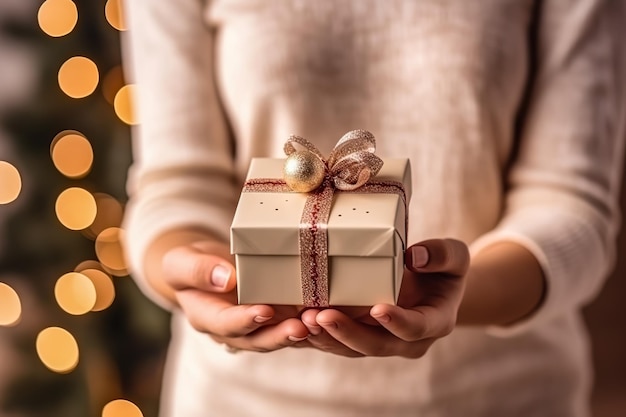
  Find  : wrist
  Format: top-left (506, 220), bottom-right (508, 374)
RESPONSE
top-left (457, 241), bottom-right (546, 327)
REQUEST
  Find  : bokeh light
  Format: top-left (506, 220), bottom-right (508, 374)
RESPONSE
top-left (95, 227), bottom-right (128, 275)
top-left (0, 283), bottom-right (22, 326)
top-left (55, 272), bottom-right (97, 315)
top-left (114, 84), bottom-right (138, 125)
top-left (102, 399), bottom-right (144, 417)
top-left (55, 187), bottom-right (97, 230)
top-left (58, 56), bottom-right (99, 99)
top-left (75, 259), bottom-right (106, 273)
top-left (37, 0), bottom-right (78, 38)
top-left (50, 131), bottom-right (94, 178)
top-left (104, 0), bottom-right (127, 32)
top-left (36, 327), bottom-right (79, 373)
top-left (81, 268), bottom-right (116, 312)
top-left (84, 193), bottom-right (124, 240)
top-left (102, 65), bottom-right (125, 105)
top-left (0, 161), bottom-right (22, 204)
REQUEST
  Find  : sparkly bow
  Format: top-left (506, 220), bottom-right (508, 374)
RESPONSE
top-left (284, 129), bottom-right (384, 191)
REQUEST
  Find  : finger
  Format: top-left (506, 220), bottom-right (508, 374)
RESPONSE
top-left (370, 303), bottom-right (455, 341)
top-left (163, 245), bottom-right (237, 292)
top-left (316, 309), bottom-right (429, 358)
top-left (216, 318), bottom-right (310, 353)
top-left (176, 289), bottom-right (274, 337)
top-left (300, 308), bottom-right (323, 335)
top-left (306, 331), bottom-right (364, 357)
top-left (301, 309), bottom-right (364, 357)
top-left (405, 239), bottom-right (469, 277)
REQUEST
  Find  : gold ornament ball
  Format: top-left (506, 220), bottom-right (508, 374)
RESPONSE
top-left (283, 151), bottom-right (326, 192)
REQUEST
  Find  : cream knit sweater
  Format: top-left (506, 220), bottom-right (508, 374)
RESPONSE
top-left (122, 0), bottom-right (626, 416)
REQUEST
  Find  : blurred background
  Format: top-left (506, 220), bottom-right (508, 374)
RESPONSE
top-left (0, 1), bottom-right (169, 416)
top-left (0, 1), bottom-right (623, 417)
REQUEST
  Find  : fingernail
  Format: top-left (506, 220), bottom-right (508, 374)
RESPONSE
top-left (211, 264), bottom-right (231, 288)
top-left (254, 315), bottom-right (272, 324)
top-left (372, 313), bottom-right (391, 323)
top-left (288, 335), bottom-right (307, 342)
top-left (410, 246), bottom-right (429, 270)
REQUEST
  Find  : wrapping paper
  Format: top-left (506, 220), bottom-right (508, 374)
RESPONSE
top-left (230, 157), bottom-right (411, 306)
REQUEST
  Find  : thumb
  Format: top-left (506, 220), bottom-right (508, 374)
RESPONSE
top-left (405, 238), bottom-right (469, 277)
top-left (162, 244), bottom-right (237, 293)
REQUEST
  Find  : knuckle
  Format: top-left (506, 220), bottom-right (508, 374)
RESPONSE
top-left (405, 332), bottom-right (424, 343)
top-left (440, 320), bottom-right (455, 337)
top-left (438, 248), bottom-right (452, 271)
top-left (186, 314), bottom-right (208, 334)
top-left (242, 322), bottom-right (261, 333)
top-left (221, 328), bottom-right (244, 338)
top-left (189, 257), bottom-right (213, 288)
top-left (406, 310), bottom-right (430, 341)
top-left (445, 238), bottom-right (470, 274)
top-left (406, 342), bottom-right (431, 359)
top-left (215, 312), bottom-right (248, 338)
top-left (406, 325), bottom-right (428, 342)
top-left (279, 340), bottom-right (295, 350)
top-left (249, 341), bottom-right (272, 353)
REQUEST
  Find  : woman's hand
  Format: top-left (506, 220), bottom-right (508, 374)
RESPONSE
top-left (298, 239), bottom-right (469, 358)
top-left (161, 239), bottom-right (309, 352)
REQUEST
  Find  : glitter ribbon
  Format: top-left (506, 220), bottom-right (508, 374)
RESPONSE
top-left (284, 129), bottom-right (384, 191)
top-left (243, 130), bottom-right (406, 307)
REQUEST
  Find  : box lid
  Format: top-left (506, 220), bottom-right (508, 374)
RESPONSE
top-left (230, 158), bottom-right (411, 256)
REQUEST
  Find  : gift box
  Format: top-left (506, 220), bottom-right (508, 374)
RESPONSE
top-left (230, 155), bottom-right (411, 307)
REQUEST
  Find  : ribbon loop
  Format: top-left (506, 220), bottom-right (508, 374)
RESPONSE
top-left (284, 135), bottom-right (325, 162)
top-left (284, 129), bottom-right (383, 192)
top-left (327, 129), bottom-right (377, 168)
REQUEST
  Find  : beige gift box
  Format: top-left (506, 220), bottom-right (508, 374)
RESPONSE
top-left (230, 158), bottom-right (412, 306)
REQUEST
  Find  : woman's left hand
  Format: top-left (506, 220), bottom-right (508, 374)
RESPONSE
top-left (298, 239), bottom-right (469, 358)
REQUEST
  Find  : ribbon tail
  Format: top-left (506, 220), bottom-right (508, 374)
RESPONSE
top-left (299, 181), bottom-right (334, 307)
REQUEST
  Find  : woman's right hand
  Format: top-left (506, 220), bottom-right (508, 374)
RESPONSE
top-left (161, 239), bottom-right (308, 352)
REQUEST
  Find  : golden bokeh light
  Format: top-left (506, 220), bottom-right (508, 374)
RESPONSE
top-left (36, 327), bottom-right (79, 373)
top-left (0, 283), bottom-right (21, 326)
top-left (55, 187), bottom-right (97, 230)
top-left (102, 399), bottom-right (144, 417)
top-left (55, 272), bottom-right (97, 315)
top-left (81, 269), bottom-right (115, 312)
top-left (104, 0), bottom-right (127, 31)
top-left (99, 262), bottom-right (128, 277)
top-left (102, 65), bottom-right (125, 105)
top-left (84, 193), bottom-right (124, 240)
top-left (0, 161), bottom-right (22, 204)
top-left (37, 0), bottom-right (78, 38)
top-left (102, 265), bottom-right (129, 278)
top-left (51, 132), bottom-right (94, 179)
top-left (114, 84), bottom-right (138, 125)
top-left (95, 227), bottom-right (128, 273)
top-left (75, 259), bottom-right (105, 273)
top-left (58, 56), bottom-right (99, 99)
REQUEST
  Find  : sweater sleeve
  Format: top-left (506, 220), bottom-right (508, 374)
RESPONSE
top-left (121, 0), bottom-right (238, 310)
top-left (470, 0), bottom-right (626, 336)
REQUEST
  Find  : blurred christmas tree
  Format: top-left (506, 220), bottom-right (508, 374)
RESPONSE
top-left (0, 1), bottom-right (169, 416)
